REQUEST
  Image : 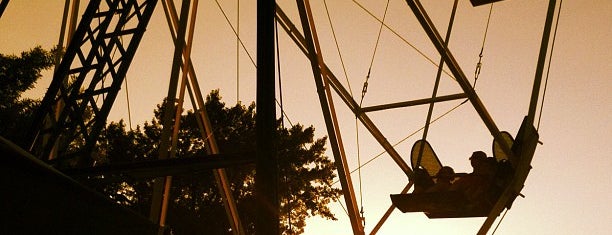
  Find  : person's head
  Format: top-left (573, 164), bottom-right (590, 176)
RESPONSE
top-left (436, 166), bottom-right (455, 182)
top-left (469, 151), bottom-right (487, 169)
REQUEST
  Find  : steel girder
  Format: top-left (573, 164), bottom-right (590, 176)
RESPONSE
top-left (28, 0), bottom-right (158, 163)
top-left (0, 0), bottom-right (9, 18)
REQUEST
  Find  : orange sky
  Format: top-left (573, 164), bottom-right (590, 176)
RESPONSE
top-left (1, 0), bottom-right (611, 234)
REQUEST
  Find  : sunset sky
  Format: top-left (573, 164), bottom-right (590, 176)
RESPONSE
top-left (1, 0), bottom-right (610, 234)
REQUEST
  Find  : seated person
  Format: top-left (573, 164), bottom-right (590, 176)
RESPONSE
top-left (426, 166), bottom-right (455, 193)
top-left (412, 166), bottom-right (455, 193)
top-left (412, 167), bottom-right (435, 193)
top-left (450, 151), bottom-right (497, 201)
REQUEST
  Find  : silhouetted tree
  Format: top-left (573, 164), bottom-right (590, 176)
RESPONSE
top-left (0, 46), bottom-right (56, 143)
top-left (95, 90), bottom-right (341, 234)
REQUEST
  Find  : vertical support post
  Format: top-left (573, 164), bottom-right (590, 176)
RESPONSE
top-left (295, 0), bottom-right (364, 234)
top-left (150, 0), bottom-right (190, 227)
top-left (56, 0), bottom-right (72, 62)
top-left (46, 0), bottom-right (76, 161)
top-left (527, 0), bottom-right (557, 126)
top-left (67, 0), bottom-right (80, 43)
top-left (256, 0), bottom-right (278, 234)
top-left (159, 0), bottom-right (244, 233)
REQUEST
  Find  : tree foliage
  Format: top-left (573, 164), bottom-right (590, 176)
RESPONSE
top-left (0, 46), bottom-right (56, 141)
top-left (95, 90), bottom-right (342, 234)
top-left (1, 47), bottom-right (342, 234)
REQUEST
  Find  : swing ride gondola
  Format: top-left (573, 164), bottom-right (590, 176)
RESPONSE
top-left (391, 122), bottom-right (537, 219)
top-left (379, 0), bottom-right (557, 233)
top-left (1, 0), bottom-right (561, 234)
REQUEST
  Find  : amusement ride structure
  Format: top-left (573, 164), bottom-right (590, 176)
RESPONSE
top-left (0, 0), bottom-right (562, 234)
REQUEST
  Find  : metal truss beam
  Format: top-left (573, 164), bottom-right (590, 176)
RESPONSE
top-left (403, 0), bottom-right (504, 143)
top-left (276, 4), bottom-right (413, 176)
top-left (294, 1), bottom-right (364, 234)
top-left (148, 0), bottom-right (245, 233)
top-left (63, 152), bottom-right (255, 179)
top-left (361, 93), bottom-right (467, 113)
top-left (27, 0), bottom-right (158, 164)
top-left (0, 0), bottom-right (9, 18)
top-left (0, 136), bottom-right (158, 234)
top-left (148, 0), bottom-right (190, 227)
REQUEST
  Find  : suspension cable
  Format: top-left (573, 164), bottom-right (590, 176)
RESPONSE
top-left (537, 0), bottom-right (562, 131)
top-left (354, 118), bottom-right (365, 226)
top-left (354, 0), bottom-right (390, 226)
top-left (333, 194), bottom-right (351, 217)
top-left (236, 0), bottom-right (240, 103)
top-left (351, 0), bottom-right (455, 80)
top-left (109, 20), bottom-right (134, 129)
top-left (276, 18), bottom-right (290, 231)
top-left (491, 208), bottom-right (509, 234)
top-left (119, 31), bottom-right (133, 130)
top-left (474, 3), bottom-right (494, 87)
top-left (217, 0), bottom-right (295, 125)
top-left (111, 29), bottom-right (133, 130)
top-left (360, 0), bottom-right (390, 106)
top-left (275, 13), bottom-right (296, 231)
top-left (323, 0), bottom-right (354, 97)
top-left (322, 0), bottom-right (363, 222)
top-left (275, 19), bottom-right (284, 129)
top-left (124, 75), bottom-right (133, 130)
top-left (214, 0), bottom-right (256, 68)
top-left (333, 99), bottom-right (468, 185)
